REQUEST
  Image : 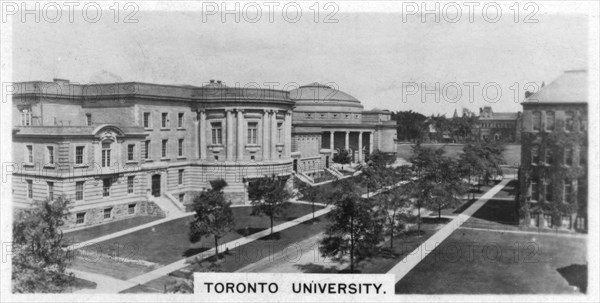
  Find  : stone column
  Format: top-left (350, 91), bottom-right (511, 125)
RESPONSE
top-left (199, 110), bottom-right (207, 160)
top-left (226, 109), bottom-right (233, 161)
top-left (369, 131), bottom-right (374, 154)
top-left (284, 111), bottom-right (292, 158)
top-left (271, 110), bottom-right (278, 160)
top-left (262, 110), bottom-right (270, 161)
top-left (358, 131), bottom-right (363, 163)
top-left (236, 109), bottom-right (244, 160)
top-left (330, 131), bottom-right (335, 156)
top-left (345, 131), bottom-right (350, 150)
top-left (193, 112), bottom-right (199, 159)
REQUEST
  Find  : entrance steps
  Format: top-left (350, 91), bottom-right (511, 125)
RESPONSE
top-left (148, 195), bottom-right (185, 217)
top-left (325, 167), bottom-right (344, 178)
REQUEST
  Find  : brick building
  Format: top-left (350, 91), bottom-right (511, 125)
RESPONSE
top-left (11, 79), bottom-right (395, 228)
top-left (518, 70), bottom-right (588, 232)
top-left (476, 106), bottom-right (522, 142)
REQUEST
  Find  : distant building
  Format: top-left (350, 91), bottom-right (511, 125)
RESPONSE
top-left (11, 79), bottom-right (395, 228)
top-left (477, 106), bottom-right (522, 142)
top-left (518, 70), bottom-right (588, 232)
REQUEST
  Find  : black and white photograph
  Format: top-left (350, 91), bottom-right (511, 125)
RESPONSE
top-left (0, 1), bottom-right (598, 302)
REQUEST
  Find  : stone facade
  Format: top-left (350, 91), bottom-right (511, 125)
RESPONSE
top-left (518, 70), bottom-right (588, 232)
top-left (11, 79), bottom-right (395, 228)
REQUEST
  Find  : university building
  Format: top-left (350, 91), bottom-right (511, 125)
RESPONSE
top-left (518, 70), bottom-right (588, 232)
top-left (11, 79), bottom-right (395, 227)
top-left (476, 106), bottom-right (522, 142)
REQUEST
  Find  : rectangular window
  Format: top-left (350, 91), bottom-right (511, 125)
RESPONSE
top-left (565, 111), bottom-right (574, 131)
top-left (178, 139), bottom-right (184, 157)
top-left (543, 214), bottom-right (552, 228)
top-left (128, 203), bottom-right (136, 215)
top-left (47, 182), bottom-right (54, 201)
top-left (532, 111), bottom-right (541, 131)
top-left (211, 122), bottom-right (222, 145)
top-left (86, 113), bottom-right (92, 126)
top-left (544, 180), bottom-right (552, 202)
top-left (26, 145), bottom-right (33, 163)
top-left (104, 208), bottom-right (112, 219)
top-left (127, 144), bottom-right (135, 161)
top-left (277, 123), bottom-right (283, 144)
top-left (576, 217), bottom-right (585, 230)
top-left (162, 112), bottom-right (168, 128)
top-left (143, 112), bottom-right (151, 128)
top-left (531, 180), bottom-right (539, 201)
top-left (21, 109), bottom-right (32, 126)
top-left (531, 147), bottom-right (539, 164)
top-left (101, 143), bottom-right (111, 167)
top-left (545, 149), bottom-right (553, 165)
top-left (75, 146), bottom-right (84, 165)
top-left (127, 176), bottom-right (135, 194)
top-left (530, 213), bottom-right (539, 227)
top-left (546, 111), bottom-right (555, 131)
top-left (564, 148), bottom-right (573, 166)
top-left (47, 146), bottom-right (54, 164)
top-left (102, 178), bottom-right (111, 197)
top-left (145, 140), bottom-right (150, 159)
top-left (561, 216), bottom-right (571, 229)
top-left (75, 181), bottom-right (84, 201)
top-left (76, 212), bottom-right (85, 224)
top-left (26, 179), bottom-right (33, 199)
top-left (162, 140), bottom-right (168, 158)
top-left (564, 180), bottom-right (573, 203)
top-left (247, 122), bottom-right (258, 144)
top-left (178, 113), bottom-right (184, 128)
top-left (178, 169), bottom-right (184, 185)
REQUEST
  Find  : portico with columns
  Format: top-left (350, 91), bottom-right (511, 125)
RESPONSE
top-left (323, 129), bottom-right (375, 163)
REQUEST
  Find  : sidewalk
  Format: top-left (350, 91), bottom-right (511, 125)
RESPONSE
top-left (386, 178), bottom-right (511, 282)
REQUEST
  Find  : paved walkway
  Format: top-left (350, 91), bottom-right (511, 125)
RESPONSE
top-left (458, 226), bottom-right (588, 239)
top-left (69, 269), bottom-right (138, 293)
top-left (386, 178), bottom-right (511, 283)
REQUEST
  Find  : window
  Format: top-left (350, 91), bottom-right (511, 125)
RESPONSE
top-left (544, 180), bottom-right (552, 202)
top-left (26, 145), bottom-right (33, 163)
top-left (178, 169), bottom-right (184, 185)
top-left (128, 203), bottom-right (136, 215)
top-left (127, 144), bottom-right (135, 161)
top-left (20, 109), bottom-right (32, 126)
top-left (564, 148), bottom-right (573, 166)
top-left (76, 212), bottom-right (85, 224)
top-left (75, 146), bottom-right (84, 164)
top-left (145, 140), bottom-right (150, 159)
top-left (104, 208), bottom-right (112, 219)
top-left (531, 179), bottom-right (539, 201)
top-left (564, 180), bottom-right (573, 203)
top-left (546, 111), bottom-right (555, 131)
top-left (162, 140), bottom-right (168, 158)
top-left (178, 113), bottom-right (184, 128)
top-left (543, 214), bottom-right (552, 228)
top-left (531, 147), bottom-right (539, 164)
top-left (530, 213), bottom-right (539, 226)
top-left (579, 116), bottom-right (586, 132)
top-left (47, 182), bottom-right (54, 200)
top-left (545, 149), bottom-right (554, 165)
top-left (161, 112), bottom-right (168, 128)
top-left (102, 178), bottom-right (111, 197)
top-left (247, 122), bottom-right (258, 144)
top-left (127, 176), bottom-right (134, 194)
top-left (561, 216), bottom-right (571, 229)
top-left (277, 123), bottom-right (283, 144)
top-left (211, 122), bottom-right (222, 144)
top-left (101, 142), bottom-right (111, 167)
top-left (143, 112), bottom-right (151, 128)
top-left (75, 181), bottom-right (84, 201)
top-left (532, 111), bottom-right (541, 131)
top-left (26, 180), bottom-right (33, 199)
top-left (575, 217), bottom-right (585, 230)
top-left (178, 139), bottom-right (184, 157)
top-left (565, 111), bottom-right (574, 131)
top-left (580, 148), bottom-right (586, 166)
top-left (47, 146), bottom-right (54, 164)
top-left (86, 113), bottom-right (92, 126)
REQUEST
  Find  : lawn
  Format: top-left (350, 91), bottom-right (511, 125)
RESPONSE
top-left (63, 216), bottom-right (162, 244)
top-left (69, 203), bottom-right (323, 280)
top-left (395, 228), bottom-right (587, 294)
top-left (396, 143), bottom-right (521, 167)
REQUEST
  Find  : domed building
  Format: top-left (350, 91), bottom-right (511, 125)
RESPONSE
top-left (289, 83), bottom-right (397, 176)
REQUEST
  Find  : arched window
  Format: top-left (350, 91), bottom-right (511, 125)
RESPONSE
top-left (532, 111), bottom-right (541, 131)
top-left (546, 111), bottom-right (555, 131)
top-left (20, 108), bottom-right (32, 126)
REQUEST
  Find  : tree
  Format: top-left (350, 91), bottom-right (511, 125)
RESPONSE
top-left (319, 180), bottom-right (384, 272)
top-left (459, 143), bottom-right (486, 200)
top-left (332, 148), bottom-right (352, 169)
top-left (189, 179), bottom-right (235, 260)
top-left (391, 110), bottom-right (428, 143)
top-left (377, 185), bottom-right (413, 249)
top-left (12, 196), bottom-right (75, 293)
top-left (429, 157), bottom-right (468, 218)
top-left (249, 176), bottom-right (292, 235)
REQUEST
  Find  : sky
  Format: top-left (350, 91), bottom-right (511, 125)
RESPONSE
top-left (11, 2), bottom-right (588, 116)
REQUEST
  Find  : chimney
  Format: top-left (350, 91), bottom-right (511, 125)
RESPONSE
top-left (216, 80), bottom-right (222, 84)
